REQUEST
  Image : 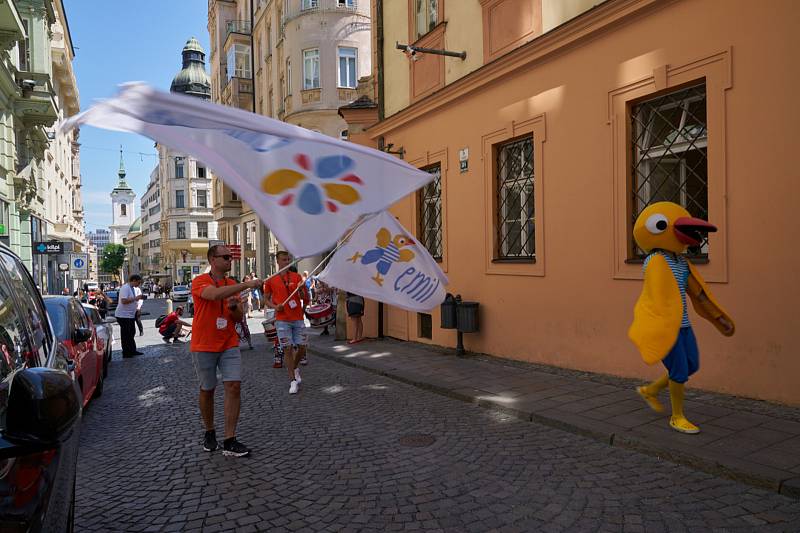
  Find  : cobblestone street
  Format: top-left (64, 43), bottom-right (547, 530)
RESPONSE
top-left (75, 311), bottom-right (800, 532)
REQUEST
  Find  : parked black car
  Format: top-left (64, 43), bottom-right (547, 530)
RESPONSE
top-left (0, 243), bottom-right (82, 532)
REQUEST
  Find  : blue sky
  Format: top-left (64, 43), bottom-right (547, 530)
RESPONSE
top-left (64, 0), bottom-right (210, 231)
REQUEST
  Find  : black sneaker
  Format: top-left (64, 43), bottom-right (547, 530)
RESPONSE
top-left (222, 438), bottom-right (250, 457)
top-left (162, 337), bottom-right (171, 343)
top-left (203, 430), bottom-right (218, 452)
top-left (172, 338), bottom-right (184, 344)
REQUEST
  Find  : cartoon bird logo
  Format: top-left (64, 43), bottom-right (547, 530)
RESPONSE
top-left (348, 227), bottom-right (416, 286)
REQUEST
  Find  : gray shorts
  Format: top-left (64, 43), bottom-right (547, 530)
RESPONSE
top-left (192, 347), bottom-right (242, 390)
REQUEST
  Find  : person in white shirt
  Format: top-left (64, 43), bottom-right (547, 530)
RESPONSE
top-left (135, 283), bottom-right (145, 336)
top-left (115, 274), bottom-right (146, 357)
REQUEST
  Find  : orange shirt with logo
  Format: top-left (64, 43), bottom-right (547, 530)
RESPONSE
top-left (263, 271), bottom-right (307, 322)
top-left (190, 274), bottom-right (240, 353)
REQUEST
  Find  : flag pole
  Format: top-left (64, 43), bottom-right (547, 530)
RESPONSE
top-left (278, 212), bottom-right (378, 306)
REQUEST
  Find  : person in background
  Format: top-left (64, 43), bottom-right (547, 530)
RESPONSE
top-left (263, 251), bottom-right (309, 394)
top-left (135, 287), bottom-right (145, 336)
top-left (94, 289), bottom-right (112, 320)
top-left (160, 306), bottom-right (191, 343)
top-left (346, 292), bottom-right (365, 345)
top-left (116, 274), bottom-right (145, 358)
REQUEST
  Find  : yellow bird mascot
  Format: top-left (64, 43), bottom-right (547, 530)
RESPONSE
top-left (629, 202), bottom-right (734, 434)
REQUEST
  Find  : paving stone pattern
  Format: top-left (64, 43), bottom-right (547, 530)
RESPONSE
top-left (309, 336), bottom-right (800, 498)
top-left (75, 317), bottom-right (800, 532)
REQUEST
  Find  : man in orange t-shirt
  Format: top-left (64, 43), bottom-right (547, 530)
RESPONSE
top-left (191, 244), bottom-right (262, 457)
top-left (263, 250), bottom-right (309, 395)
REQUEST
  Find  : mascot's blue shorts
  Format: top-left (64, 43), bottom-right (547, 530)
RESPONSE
top-left (662, 327), bottom-right (700, 383)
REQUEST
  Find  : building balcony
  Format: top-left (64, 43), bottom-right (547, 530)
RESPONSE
top-left (14, 73), bottom-right (58, 128)
top-left (282, 0), bottom-right (365, 27)
top-left (301, 88), bottom-right (321, 105)
top-left (338, 88), bottom-right (358, 102)
top-left (0, 0), bottom-right (25, 53)
top-left (213, 204), bottom-right (242, 222)
top-left (221, 76), bottom-right (253, 110)
top-left (225, 19), bottom-right (251, 41)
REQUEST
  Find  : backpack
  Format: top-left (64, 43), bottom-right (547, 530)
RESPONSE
top-left (155, 314), bottom-right (167, 329)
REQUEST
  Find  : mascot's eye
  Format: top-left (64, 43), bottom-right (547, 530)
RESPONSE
top-left (645, 214), bottom-right (669, 234)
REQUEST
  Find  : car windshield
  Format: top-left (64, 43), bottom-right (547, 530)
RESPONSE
top-left (44, 300), bottom-right (69, 341)
top-left (174, 286), bottom-right (188, 291)
top-left (82, 305), bottom-right (100, 324)
top-left (107, 291), bottom-right (118, 299)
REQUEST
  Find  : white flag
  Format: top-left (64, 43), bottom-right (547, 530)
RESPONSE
top-left (60, 83), bottom-right (432, 258)
top-left (318, 211), bottom-right (448, 312)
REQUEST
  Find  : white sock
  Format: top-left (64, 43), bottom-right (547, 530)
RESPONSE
top-left (294, 368), bottom-right (302, 383)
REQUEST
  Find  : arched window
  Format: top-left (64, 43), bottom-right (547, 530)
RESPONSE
top-left (121, 204), bottom-right (126, 216)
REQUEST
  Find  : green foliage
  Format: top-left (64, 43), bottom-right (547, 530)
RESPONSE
top-left (99, 244), bottom-right (126, 281)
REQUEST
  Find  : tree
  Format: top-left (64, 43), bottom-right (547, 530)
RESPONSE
top-left (99, 244), bottom-right (126, 282)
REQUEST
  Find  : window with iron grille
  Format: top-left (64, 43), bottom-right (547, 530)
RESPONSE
top-left (418, 164), bottom-right (442, 261)
top-left (631, 82), bottom-right (708, 258)
top-left (496, 136), bottom-right (534, 260)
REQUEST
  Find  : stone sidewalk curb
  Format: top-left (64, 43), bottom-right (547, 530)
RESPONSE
top-left (307, 339), bottom-right (800, 500)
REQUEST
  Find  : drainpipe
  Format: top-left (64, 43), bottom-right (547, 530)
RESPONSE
top-left (376, 0), bottom-right (384, 122)
top-left (250, 0), bottom-right (256, 113)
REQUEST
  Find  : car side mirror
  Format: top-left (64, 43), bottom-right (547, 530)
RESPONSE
top-left (73, 327), bottom-right (92, 343)
top-left (5, 368), bottom-right (81, 444)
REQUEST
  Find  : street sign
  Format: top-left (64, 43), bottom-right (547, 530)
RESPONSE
top-left (70, 253), bottom-right (89, 279)
top-left (33, 241), bottom-right (64, 254)
top-left (459, 147), bottom-right (469, 173)
top-left (58, 263), bottom-right (69, 272)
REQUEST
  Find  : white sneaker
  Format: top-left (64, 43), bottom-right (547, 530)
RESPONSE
top-left (294, 369), bottom-right (302, 384)
top-left (289, 380), bottom-right (299, 394)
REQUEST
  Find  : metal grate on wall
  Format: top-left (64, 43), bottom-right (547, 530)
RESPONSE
top-left (631, 82), bottom-right (708, 258)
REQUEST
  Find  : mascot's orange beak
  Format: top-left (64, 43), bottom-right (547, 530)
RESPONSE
top-left (673, 217), bottom-right (717, 246)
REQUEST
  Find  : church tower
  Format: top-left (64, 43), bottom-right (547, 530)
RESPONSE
top-left (109, 148), bottom-right (137, 244)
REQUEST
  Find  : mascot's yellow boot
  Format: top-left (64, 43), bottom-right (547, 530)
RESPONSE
top-left (668, 380), bottom-right (700, 434)
top-left (637, 374), bottom-right (669, 413)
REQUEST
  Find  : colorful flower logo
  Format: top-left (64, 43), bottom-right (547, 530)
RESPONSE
top-left (261, 154), bottom-right (364, 214)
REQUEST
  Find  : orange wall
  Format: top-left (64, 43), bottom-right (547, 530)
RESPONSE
top-left (354, 0), bottom-right (800, 404)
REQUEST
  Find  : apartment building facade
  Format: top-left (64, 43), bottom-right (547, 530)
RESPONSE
top-left (157, 37), bottom-right (218, 286)
top-left (208, 0), bottom-right (371, 277)
top-left (339, 0), bottom-right (800, 404)
top-left (0, 0), bottom-right (85, 293)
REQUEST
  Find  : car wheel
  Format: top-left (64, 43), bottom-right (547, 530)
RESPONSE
top-left (92, 370), bottom-right (103, 399)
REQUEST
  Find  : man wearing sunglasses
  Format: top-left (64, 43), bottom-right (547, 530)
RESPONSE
top-left (191, 244), bottom-right (262, 457)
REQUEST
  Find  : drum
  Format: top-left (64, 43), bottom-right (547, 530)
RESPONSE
top-left (262, 320), bottom-right (278, 341)
top-left (304, 302), bottom-right (335, 328)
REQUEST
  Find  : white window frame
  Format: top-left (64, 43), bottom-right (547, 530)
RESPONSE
top-left (196, 189), bottom-right (208, 208)
top-left (303, 48), bottom-right (320, 90)
top-left (197, 221), bottom-right (208, 238)
top-left (415, 0), bottom-right (438, 39)
top-left (337, 47), bottom-right (358, 89)
top-left (176, 221), bottom-right (186, 239)
top-left (226, 43), bottom-right (252, 80)
top-left (302, 0), bottom-right (319, 10)
top-left (175, 190), bottom-right (185, 209)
